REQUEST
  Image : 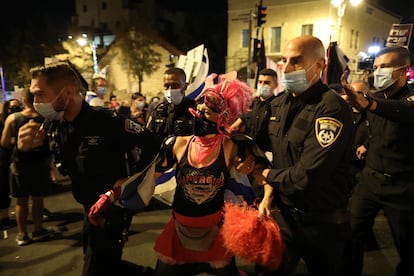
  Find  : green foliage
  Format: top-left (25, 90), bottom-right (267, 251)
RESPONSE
top-left (112, 28), bottom-right (162, 92)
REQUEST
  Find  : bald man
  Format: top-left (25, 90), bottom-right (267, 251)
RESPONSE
top-left (343, 80), bottom-right (370, 168)
top-left (253, 35), bottom-right (354, 275)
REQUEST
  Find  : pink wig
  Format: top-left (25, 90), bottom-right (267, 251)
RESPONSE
top-left (221, 202), bottom-right (285, 270)
top-left (196, 72), bottom-right (253, 132)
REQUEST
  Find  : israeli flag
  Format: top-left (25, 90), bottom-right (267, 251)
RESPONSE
top-left (118, 156), bottom-right (157, 210)
top-left (176, 44), bottom-right (209, 99)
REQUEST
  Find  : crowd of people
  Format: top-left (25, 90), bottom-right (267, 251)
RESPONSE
top-left (0, 34), bottom-right (413, 276)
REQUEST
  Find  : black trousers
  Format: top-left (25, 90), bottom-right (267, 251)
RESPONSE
top-left (82, 205), bottom-right (137, 276)
top-left (350, 170), bottom-right (414, 276)
top-left (260, 210), bottom-right (351, 276)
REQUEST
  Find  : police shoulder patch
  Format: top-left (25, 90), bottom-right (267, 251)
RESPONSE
top-left (407, 95), bottom-right (414, 102)
top-left (125, 119), bottom-right (144, 133)
top-left (315, 117), bottom-right (343, 148)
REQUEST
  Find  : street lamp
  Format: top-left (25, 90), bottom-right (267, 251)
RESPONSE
top-left (76, 34), bottom-right (99, 74)
top-left (331, 0), bottom-right (362, 45)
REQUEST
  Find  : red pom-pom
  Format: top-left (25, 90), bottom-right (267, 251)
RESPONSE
top-left (221, 202), bottom-right (285, 270)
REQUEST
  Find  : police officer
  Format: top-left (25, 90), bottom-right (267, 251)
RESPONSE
top-left (232, 68), bottom-right (279, 152)
top-left (253, 35), bottom-right (354, 275)
top-left (341, 46), bottom-right (414, 276)
top-left (337, 80), bottom-right (371, 190)
top-left (16, 62), bottom-right (161, 275)
top-left (146, 67), bottom-right (196, 141)
top-left (231, 68), bottom-right (280, 203)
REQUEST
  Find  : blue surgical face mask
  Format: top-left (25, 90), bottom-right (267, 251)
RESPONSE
top-left (34, 88), bottom-right (67, 120)
top-left (282, 61), bottom-right (317, 95)
top-left (257, 86), bottom-right (273, 98)
top-left (97, 86), bottom-right (107, 96)
top-left (164, 89), bottom-right (183, 105)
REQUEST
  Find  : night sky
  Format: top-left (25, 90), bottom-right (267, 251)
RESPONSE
top-left (0, 0), bottom-right (412, 75)
top-left (374, 0), bottom-right (414, 20)
top-left (0, 1), bottom-right (412, 40)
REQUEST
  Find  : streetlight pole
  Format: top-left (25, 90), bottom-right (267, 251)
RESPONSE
top-left (0, 66), bottom-right (6, 101)
top-left (90, 41), bottom-right (98, 74)
top-left (331, 0), bottom-right (362, 45)
top-left (76, 34), bottom-right (99, 74)
top-left (247, 10), bottom-right (253, 80)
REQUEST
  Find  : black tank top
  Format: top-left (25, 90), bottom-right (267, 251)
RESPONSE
top-left (173, 137), bottom-right (229, 217)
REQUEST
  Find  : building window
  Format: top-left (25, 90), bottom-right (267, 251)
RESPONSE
top-left (350, 29), bottom-right (354, 48)
top-left (83, 5), bottom-right (87, 12)
top-left (355, 31), bottom-right (359, 50)
top-left (301, 24), bottom-right (313, 35)
top-left (350, 29), bottom-right (359, 49)
top-left (270, 27), bottom-right (281, 53)
top-left (100, 23), bottom-right (108, 32)
top-left (242, 29), bottom-right (250, 48)
top-left (372, 36), bottom-right (382, 46)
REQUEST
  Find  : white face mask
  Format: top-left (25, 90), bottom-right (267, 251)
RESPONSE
top-left (34, 88), bottom-right (67, 120)
top-left (257, 86), bottom-right (273, 98)
top-left (282, 61), bottom-right (317, 95)
top-left (164, 89), bottom-right (183, 105)
top-left (373, 66), bottom-right (403, 92)
top-left (136, 101), bottom-right (145, 109)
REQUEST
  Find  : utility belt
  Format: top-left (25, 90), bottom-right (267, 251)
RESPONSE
top-left (86, 204), bottom-right (132, 243)
top-left (286, 207), bottom-right (350, 226)
top-left (364, 167), bottom-right (414, 182)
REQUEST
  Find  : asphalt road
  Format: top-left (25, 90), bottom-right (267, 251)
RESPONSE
top-left (0, 179), bottom-right (399, 276)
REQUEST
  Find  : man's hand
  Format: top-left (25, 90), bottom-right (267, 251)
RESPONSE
top-left (258, 195), bottom-right (272, 217)
top-left (250, 167), bottom-right (270, 186)
top-left (88, 188), bottom-right (121, 226)
top-left (356, 145), bottom-right (367, 160)
top-left (258, 183), bottom-right (274, 218)
top-left (235, 155), bottom-right (256, 175)
top-left (17, 120), bottom-right (46, 152)
top-left (340, 70), bottom-right (373, 111)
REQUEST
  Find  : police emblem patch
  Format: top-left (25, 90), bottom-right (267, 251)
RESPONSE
top-left (85, 136), bottom-right (100, 146)
top-left (315, 117), bottom-right (343, 147)
top-left (125, 119), bottom-right (144, 133)
top-left (407, 95), bottom-right (414, 102)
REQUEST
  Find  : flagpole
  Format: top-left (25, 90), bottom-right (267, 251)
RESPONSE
top-left (247, 10), bottom-right (253, 79)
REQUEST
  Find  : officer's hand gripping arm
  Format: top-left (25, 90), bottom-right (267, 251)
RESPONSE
top-left (155, 135), bottom-right (176, 172)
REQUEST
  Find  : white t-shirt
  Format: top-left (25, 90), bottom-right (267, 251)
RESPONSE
top-left (89, 97), bottom-right (105, 107)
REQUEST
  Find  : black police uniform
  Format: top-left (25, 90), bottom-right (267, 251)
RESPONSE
top-left (239, 95), bottom-right (276, 152)
top-left (47, 101), bottom-right (161, 276)
top-left (146, 97), bottom-right (196, 140)
top-left (349, 109), bottom-right (369, 191)
top-left (350, 84), bottom-right (414, 276)
top-left (264, 80), bottom-right (354, 276)
top-left (238, 94), bottom-right (277, 199)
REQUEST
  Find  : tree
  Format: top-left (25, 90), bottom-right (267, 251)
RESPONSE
top-left (54, 39), bottom-right (96, 86)
top-left (108, 28), bottom-right (162, 93)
